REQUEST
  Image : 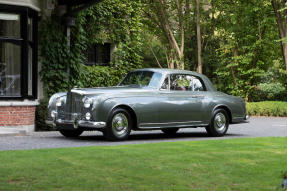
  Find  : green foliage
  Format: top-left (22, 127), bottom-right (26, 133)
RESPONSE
top-left (247, 101), bottom-right (287, 116)
top-left (78, 0), bottom-right (143, 70)
top-left (256, 83), bottom-right (287, 101)
top-left (80, 65), bottom-right (123, 88)
top-left (38, 17), bottom-right (86, 131)
top-left (211, 0), bottom-right (280, 100)
top-left (39, 17), bottom-right (85, 98)
top-left (39, 0), bottom-right (144, 95)
top-left (35, 99), bottom-right (53, 131)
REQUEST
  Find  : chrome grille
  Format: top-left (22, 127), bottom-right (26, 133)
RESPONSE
top-left (65, 91), bottom-right (83, 120)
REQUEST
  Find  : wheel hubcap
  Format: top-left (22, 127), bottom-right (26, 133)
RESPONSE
top-left (214, 112), bottom-right (226, 133)
top-left (112, 113), bottom-right (128, 137)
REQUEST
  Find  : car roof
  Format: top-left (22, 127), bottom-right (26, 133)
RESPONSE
top-left (133, 68), bottom-right (217, 91)
top-left (134, 68), bottom-right (204, 78)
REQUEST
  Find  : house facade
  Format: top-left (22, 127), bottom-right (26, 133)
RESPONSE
top-left (0, 0), bottom-right (112, 133)
top-left (0, 0), bottom-right (42, 132)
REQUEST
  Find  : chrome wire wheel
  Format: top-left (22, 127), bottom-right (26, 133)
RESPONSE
top-left (205, 109), bottom-right (229, 137)
top-left (105, 108), bottom-right (132, 141)
top-left (111, 113), bottom-right (129, 137)
top-left (213, 112), bottom-right (227, 133)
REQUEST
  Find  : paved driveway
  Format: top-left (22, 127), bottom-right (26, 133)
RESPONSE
top-left (0, 117), bottom-right (287, 151)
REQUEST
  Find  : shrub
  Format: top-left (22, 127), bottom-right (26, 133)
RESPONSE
top-left (79, 65), bottom-right (126, 88)
top-left (247, 101), bottom-right (287, 117)
top-left (35, 99), bottom-right (54, 131)
top-left (254, 82), bottom-right (287, 101)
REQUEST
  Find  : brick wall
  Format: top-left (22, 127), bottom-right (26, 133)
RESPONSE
top-left (0, 106), bottom-right (36, 126)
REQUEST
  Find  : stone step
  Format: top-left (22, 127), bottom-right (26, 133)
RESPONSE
top-left (0, 128), bottom-right (26, 137)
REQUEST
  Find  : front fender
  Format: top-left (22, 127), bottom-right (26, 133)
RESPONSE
top-left (96, 97), bottom-right (137, 123)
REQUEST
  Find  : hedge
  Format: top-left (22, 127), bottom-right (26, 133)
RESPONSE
top-left (247, 101), bottom-right (287, 117)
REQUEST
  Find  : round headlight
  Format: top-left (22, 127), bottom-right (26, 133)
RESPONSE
top-left (84, 98), bottom-right (92, 108)
top-left (85, 112), bottom-right (91, 120)
top-left (56, 99), bottom-right (62, 107)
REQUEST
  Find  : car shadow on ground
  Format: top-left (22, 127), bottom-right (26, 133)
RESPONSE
top-left (58, 131), bottom-right (246, 142)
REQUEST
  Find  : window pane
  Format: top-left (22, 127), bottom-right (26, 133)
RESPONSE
top-left (0, 13), bottom-right (20, 38)
top-left (28, 18), bottom-right (33, 41)
top-left (148, 72), bottom-right (162, 88)
top-left (86, 45), bottom-right (96, 65)
top-left (85, 43), bottom-right (111, 66)
top-left (161, 77), bottom-right (169, 90)
top-left (119, 71), bottom-right (154, 87)
top-left (193, 78), bottom-right (204, 91)
top-left (170, 74), bottom-right (192, 91)
top-left (28, 45), bottom-right (33, 96)
top-left (0, 42), bottom-right (21, 96)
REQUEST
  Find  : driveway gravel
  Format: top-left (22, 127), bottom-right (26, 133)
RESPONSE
top-left (0, 117), bottom-right (287, 151)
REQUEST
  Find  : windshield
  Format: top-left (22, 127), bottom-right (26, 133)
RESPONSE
top-left (119, 71), bottom-right (162, 88)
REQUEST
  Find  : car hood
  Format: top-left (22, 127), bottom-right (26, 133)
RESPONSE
top-left (70, 86), bottom-right (153, 95)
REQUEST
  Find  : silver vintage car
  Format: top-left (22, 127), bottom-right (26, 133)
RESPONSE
top-left (46, 68), bottom-right (249, 141)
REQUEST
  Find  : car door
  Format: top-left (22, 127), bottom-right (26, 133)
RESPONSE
top-left (158, 74), bottom-right (206, 127)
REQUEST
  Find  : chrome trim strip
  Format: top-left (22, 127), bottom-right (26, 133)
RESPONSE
top-left (78, 121), bottom-right (106, 128)
top-left (71, 89), bottom-right (86, 95)
top-left (46, 119), bottom-right (106, 128)
top-left (233, 117), bottom-right (244, 119)
top-left (140, 120), bottom-right (202, 126)
top-left (139, 123), bottom-right (209, 129)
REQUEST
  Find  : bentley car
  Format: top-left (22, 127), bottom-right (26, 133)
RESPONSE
top-left (46, 68), bottom-right (249, 141)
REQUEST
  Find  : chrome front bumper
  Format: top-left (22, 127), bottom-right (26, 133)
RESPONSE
top-left (45, 119), bottom-right (106, 129)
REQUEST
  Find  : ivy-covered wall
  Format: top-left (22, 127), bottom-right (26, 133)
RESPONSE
top-left (39, 0), bottom-right (143, 98)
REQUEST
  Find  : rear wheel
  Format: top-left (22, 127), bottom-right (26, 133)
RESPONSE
top-left (206, 109), bottom-right (229, 137)
top-left (161, 128), bottom-right (179, 135)
top-left (104, 108), bottom-right (132, 141)
top-left (59, 129), bottom-right (83, 137)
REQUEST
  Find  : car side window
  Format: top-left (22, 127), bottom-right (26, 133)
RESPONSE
top-left (170, 74), bottom-right (191, 91)
top-left (161, 77), bottom-right (169, 90)
top-left (169, 74), bottom-right (205, 91)
top-left (193, 77), bottom-right (204, 91)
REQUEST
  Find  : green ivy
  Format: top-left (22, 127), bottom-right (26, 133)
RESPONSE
top-left (78, 0), bottom-right (143, 72)
top-left (39, 17), bottom-right (85, 98)
top-left (80, 65), bottom-right (124, 88)
top-left (39, 1), bottom-right (144, 98)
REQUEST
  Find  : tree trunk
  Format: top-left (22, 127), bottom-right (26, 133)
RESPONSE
top-left (272, 0), bottom-right (287, 71)
top-left (145, 0), bottom-right (185, 69)
top-left (283, 43), bottom-right (287, 70)
top-left (231, 48), bottom-right (238, 85)
top-left (196, 0), bottom-right (202, 74)
top-left (150, 46), bottom-right (162, 68)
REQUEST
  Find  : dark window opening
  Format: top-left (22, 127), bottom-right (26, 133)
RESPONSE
top-left (163, 74), bottom-right (206, 92)
top-left (85, 43), bottom-right (111, 66)
top-left (0, 4), bottom-right (38, 100)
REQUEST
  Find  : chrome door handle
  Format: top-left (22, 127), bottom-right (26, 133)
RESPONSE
top-left (191, 95), bottom-right (205, 98)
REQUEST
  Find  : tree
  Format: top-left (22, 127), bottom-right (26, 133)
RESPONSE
top-left (143, 0), bottom-right (189, 69)
top-left (272, 0), bottom-right (287, 71)
top-left (196, 0), bottom-right (202, 73)
top-left (211, 0), bottom-right (280, 100)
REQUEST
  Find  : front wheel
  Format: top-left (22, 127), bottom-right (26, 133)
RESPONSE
top-left (206, 109), bottom-right (229, 137)
top-left (59, 129), bottom-right (83, 137)
top-left (104, 108), bottom-right (132, 141)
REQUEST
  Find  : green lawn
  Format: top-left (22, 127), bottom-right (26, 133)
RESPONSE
top-left (1, 137), bottom-right (287, 191)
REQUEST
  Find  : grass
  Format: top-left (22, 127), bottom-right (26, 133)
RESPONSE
top-left (0, 137), bottom-right (287, 191)
top-left (247, 101), bottom-right (287, 117)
